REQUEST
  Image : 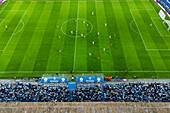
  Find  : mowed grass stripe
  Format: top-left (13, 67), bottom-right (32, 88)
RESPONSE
top-left (46, 2), bottom-right (71, 71)
top-left (33, 2), bottom-right (62, 71)
top-left (0, 1), bottom-right (30, 71)
top-left (19, 2), bottom-right (55, 71)
top-left (103, 0), bottom-right (127, 74)
top-left (60, 2), bottom-right (78, 71)
top-left (4, 2), bottom-right (46, 71)
top-left (96, 2), bottom-right (114, 71)
top-left (112, 2), bottom-right (142, 72)
top-left (74, 2), bottom-right (88, 71)
top-left (121, 1), bottom-right (156, 77)
top-left (86, 0), bottom-right (101, 71)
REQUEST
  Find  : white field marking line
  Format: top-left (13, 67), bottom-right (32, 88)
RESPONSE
top-left (130, 10), bottom-right (148, 50)
top-left (1, 70), bottom-right (170, 73)
top-left (130, 20), bottom-right (140, 34)
top-left (151, 18), bottom-right (170, 37)
top-left (0, 1), bottom-right (9, 14)
top-left (2, 11), bottom-right (27, 51)
top-left (73, 2), bottom-right (79, 72)
top-left (12, 21), bottom-right (24, 36)
top-left (0, 19), bottom-right (4, 25)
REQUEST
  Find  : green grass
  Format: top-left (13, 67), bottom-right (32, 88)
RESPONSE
top-left (0, 0), bottom-right (170, 79)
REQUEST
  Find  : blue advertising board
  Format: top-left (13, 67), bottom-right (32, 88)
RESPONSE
top-left (77, 76), bottom-right (104, 83)
top-left (41, 77), bottom-right (68, 83)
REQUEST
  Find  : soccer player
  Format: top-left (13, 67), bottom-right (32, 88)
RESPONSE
top-left (83, 21), bottom-right (85, 24)
top-left (81, 34), bottom-right (83, 37)
top-left (150, 24), bottom-right (152, 27)
top-left (92, 41), bottom-right (94, 45)
top-left (105, 23), bottom-right (107, 27)
top-left (71, 31), bottom-right (73, 34)
top-left (103, 48), bottom-right (105, 51)
top-left (89, 53), bottom-right (91, 56)
top-left (98, 32), bottom-right (99, 35)
top-left (109, 36), bottom-right (111, 39)
top-left (5, 26), bottom-right (8, 29)
top-left (92, 12), bottom-right (94, 15)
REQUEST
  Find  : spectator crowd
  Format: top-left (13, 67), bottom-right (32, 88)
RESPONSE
top-left (103, 83), bottom-right (169, 102)
top-left (0, 83), bottom-right (169, 102)
top-left (71, 85), bottom-right (103, 102)
top-left (0, 83), bottom-right (41, 102)
top-left (38, 85), bottom-right (69, 102)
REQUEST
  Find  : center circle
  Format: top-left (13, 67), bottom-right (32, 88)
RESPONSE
top-left (61, 18), bottom-right (93, 37)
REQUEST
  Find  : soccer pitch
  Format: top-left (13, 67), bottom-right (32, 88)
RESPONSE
top-left (0, 0), bottom-right (170, 79)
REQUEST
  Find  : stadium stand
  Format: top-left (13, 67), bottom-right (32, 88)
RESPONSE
top-left (71, 85), bottom-right (103, 102)
top-left (38, 85), bottom-right (70, 102)
top-left (0, 83), bottom-right (41, 102)
top-left (0, 83), bottom-right (169, 102)
top-left (103, 83), bottom-right (169, 102)
top-left (155, 0), bottom-right (170, 16)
